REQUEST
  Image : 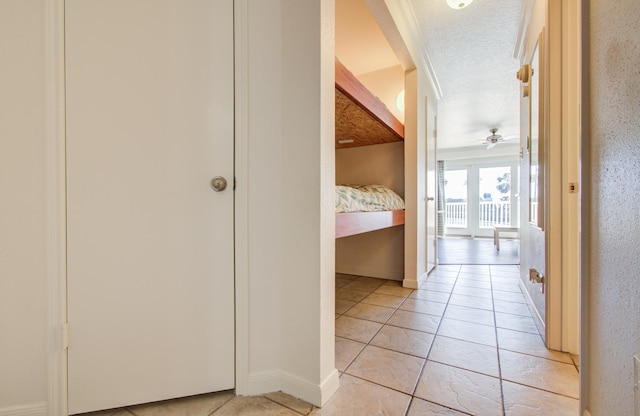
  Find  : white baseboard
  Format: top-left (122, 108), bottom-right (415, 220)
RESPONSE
top-left (281, 369), bottom-right (340, 407)
top-left (246, 369), bottom-right (340, 407)
top-left (335, 266), bottom-right (403, 281)
top-left (318, 369), bottom-right (340, 406)
top-left (0, 403), bottom-right (47, 416)
top-left (246, 370), bottom-right (282, 396)
top-left (403, 271), bottom-right (429, 290)
top-left (519, 277), bottom-right (545, 335)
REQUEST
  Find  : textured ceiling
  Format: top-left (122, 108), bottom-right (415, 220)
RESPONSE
top-left (409, 0), bottom-right (523, 150)
top-left (336, 0), bottom-right (523, 151)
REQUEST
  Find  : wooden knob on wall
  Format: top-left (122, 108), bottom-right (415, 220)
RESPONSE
top-left (516, 64), bottom-right (532, 83)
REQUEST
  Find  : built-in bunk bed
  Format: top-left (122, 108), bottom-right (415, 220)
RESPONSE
top-left (335, 59), bottom-right (405, 238)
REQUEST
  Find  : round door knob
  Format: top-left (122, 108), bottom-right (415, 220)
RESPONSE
top-left (210, 176), bottom-right (227, 192)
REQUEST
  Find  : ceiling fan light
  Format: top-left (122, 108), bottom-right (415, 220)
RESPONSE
top-left (446, 0), bottom-right (473, 9)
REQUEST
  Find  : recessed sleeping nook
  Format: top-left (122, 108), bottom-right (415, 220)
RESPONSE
top-left (334, 0), bottom-right (406, 283)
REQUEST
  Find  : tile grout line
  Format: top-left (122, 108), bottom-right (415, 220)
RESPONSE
top-left (491, 266), bottom-right (582, 396)
top-left (499, 379), bottom-right (581, 401)
top-left (261, 395), bottom-right (316, 416)
top-left (339, 281), bottom-right (423, 377)
top-left (205, 394), bottom-right (236, 416)
top-left (403, 265), bottom-right (462, 416)
top-left (339, 267), bottom-right (461, 416)
top-left (490, 264), bottom-right (508, 416)
top-left (334, 265), bottom-right (578, 415)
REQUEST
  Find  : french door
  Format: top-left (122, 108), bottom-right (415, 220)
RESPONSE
top-left (444, 162), bottom-right (519, 237)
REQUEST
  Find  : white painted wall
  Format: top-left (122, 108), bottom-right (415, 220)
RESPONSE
top-left (242, 0), bottom-right (338, 405)
top-left (336, 143), bottom-right (405, 280)
top-left (583, 0), bottom-right (640, 413)
top-left (0, 1), bottom-right (48, 413)
top-left (403, 69), bottom-right (429, 288)
top-left (279, 0), bottom-right (338, 403)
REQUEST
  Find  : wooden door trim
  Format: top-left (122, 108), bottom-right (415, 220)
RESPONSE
top-left (233, 0), bottom-right (250, 397)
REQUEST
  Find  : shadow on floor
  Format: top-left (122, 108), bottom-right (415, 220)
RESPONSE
top-left (438, 237), bottom-right (519, 265)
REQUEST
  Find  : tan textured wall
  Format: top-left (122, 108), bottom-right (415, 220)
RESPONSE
top-left (336, 142), bottom-right (405, 196)
top-left (584, 0), bottom-right (640, 413)
top-left (335, 142), bottom-right (405, 280)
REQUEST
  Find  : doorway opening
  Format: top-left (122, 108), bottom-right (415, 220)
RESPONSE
top-left (437, 160), bottom-right (520, 265)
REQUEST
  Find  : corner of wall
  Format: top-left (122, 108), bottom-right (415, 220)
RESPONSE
top-left (246, 369), bottom-right (340, 408)
top-left (403, 271), bottom-right (428, 289)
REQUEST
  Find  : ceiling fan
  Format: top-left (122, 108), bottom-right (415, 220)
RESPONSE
top-left (482, 128), bottom-right (516, 149)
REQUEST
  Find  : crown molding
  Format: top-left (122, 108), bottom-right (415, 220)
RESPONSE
top-left (513, 0), bottom-right (536, 60)
top-left (383, 0), bottom-right (443, 100)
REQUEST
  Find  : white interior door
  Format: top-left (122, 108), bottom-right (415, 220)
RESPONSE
top-left (65, 1), bottom-right (235, 413)
top-left (426, 104), bottom-right (437, 271)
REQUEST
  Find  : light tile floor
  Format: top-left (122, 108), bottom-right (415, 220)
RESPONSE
top-left (79, 265), bottom-right (579, 416)
top-left (328, 264), bottom-right (579, 416)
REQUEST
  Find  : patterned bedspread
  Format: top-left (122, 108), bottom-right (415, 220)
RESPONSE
top-left (336, 184), bottom-right (405, 213)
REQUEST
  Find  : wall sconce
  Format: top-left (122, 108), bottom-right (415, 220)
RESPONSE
top-left (396, 90), bottom-right (405, 112)
top-left (446, 0), bottom-right (474, 9)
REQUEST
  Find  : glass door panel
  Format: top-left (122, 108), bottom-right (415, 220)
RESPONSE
top-left (478, 166), bottom-right (512, 229)
top-left (444, 169), bottom-right (468, 231)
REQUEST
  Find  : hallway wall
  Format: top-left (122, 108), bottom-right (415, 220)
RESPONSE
top-left (583, 0), bottom-right (640, 414)
top-left (336, 142), bottom-right (405, 280)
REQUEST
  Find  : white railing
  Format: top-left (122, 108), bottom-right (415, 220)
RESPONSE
top-left (479, 201), bottom-right (511, 227)
top-left (445, 202), bottom-right (467, 227)
top-left (445, 201), bottom-right (512, 228)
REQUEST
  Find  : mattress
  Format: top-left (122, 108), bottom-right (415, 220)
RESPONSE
top-left (335, 184), bottom-right (405, 213)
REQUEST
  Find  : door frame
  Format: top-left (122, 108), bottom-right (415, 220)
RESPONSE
top-left (514, 0), bottom-right (580, 355)
top-left (45, 1), bottom-right (250, 413)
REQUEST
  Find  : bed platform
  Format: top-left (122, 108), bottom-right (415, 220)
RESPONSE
top-left (334, 60), bottom-right (406, 238)
top-left (336, 209), bottom-right (405, 238)
top-left (335, 59), bottom-right (404, 149)
top-left (335, 185), bottom-right (405, 238)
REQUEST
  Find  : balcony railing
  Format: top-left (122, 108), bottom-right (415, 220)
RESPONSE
top-left (445, 201), bottom-right (512, 228)
top-left (445, 202), bottom-right (467, 227)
